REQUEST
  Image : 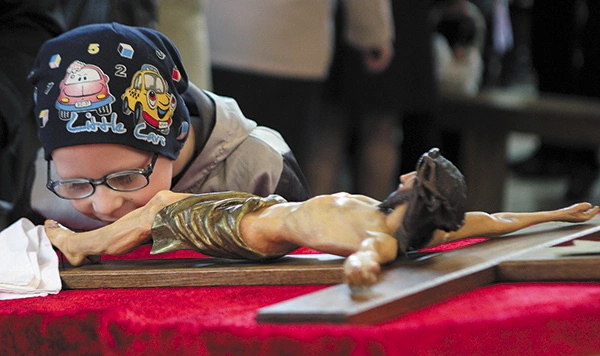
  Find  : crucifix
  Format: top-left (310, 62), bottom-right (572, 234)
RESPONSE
top-left (47, 148), bottom-right (600, 324)
top-left (58, 216), bottom-right (600, 325)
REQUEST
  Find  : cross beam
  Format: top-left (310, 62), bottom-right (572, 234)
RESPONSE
top-left (58, 254), bottom-right (344, 289)
top-left (256, 216), bottom-right (600, 324)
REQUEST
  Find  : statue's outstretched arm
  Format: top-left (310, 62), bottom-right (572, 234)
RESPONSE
top-left (427, 202), bottom-right (599, 247)
top-left (45, 190), bottom-right (195, 265)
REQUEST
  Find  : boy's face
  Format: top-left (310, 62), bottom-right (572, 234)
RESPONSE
top-left (52, 144), bottom-right (173, 224)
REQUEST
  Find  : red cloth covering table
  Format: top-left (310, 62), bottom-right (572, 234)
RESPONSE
top-left (2, 241), bottom-right (600, 356)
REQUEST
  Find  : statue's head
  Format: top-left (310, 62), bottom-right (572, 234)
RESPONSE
top-left (379, 148), bottom-right (467, 254)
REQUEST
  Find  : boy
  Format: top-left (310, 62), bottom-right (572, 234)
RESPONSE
top-left (20, 23), bottom-right (310, 231)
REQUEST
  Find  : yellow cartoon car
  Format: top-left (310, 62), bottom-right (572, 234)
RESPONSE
top-left (122, 64), bottom-right (177, 135)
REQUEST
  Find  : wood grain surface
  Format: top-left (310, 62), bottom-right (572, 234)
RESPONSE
top-left (497, 237), bottom-right (600, 281)
top-left (59, 254), bottom-right (344, 289)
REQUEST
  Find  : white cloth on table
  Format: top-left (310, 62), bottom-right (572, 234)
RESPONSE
top-left (0, 218), bottom-right (61, 300)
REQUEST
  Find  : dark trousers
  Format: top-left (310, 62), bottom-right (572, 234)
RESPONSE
top-left (211, 67), bottom-right (323, 170)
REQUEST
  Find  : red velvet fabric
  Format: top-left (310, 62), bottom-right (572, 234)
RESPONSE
top-left (2, 240), bottom-right (600, 355)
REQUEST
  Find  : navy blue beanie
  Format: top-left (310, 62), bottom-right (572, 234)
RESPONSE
top-left (29, 23), bottom-right (190, 160)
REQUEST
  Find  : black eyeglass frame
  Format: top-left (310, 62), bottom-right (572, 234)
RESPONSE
top-left (46, 153), bottom-right (159, 200)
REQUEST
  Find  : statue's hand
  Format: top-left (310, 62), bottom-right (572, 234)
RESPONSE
top-left (343, 251), bottom-right (382, 288)
top-left (558, 202), bottom-right (599, 222)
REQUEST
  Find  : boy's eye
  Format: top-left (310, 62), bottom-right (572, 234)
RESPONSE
top-left (109, 174), bottom-right (136, 187)
top-left (107, 173), bottom-right (147, 190)
top-left (55, 181), bottom-right (93, 198)
top-left (64, 182), bottom-right (92, 193)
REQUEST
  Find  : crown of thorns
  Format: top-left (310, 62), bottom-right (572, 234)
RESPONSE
top-left (414, 148), bottom-right (467, 232)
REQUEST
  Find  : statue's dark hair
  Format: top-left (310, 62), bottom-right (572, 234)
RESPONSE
top-left (379, 148), bottom-right (467, 254)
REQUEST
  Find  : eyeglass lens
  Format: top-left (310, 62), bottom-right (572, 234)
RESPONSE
top-left (54, 172), bottom-right (149, 199)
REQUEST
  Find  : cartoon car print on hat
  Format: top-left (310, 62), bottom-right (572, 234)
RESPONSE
top-left (56, 60), bottom-right (115, 120)
top-left (122, 64), bottom-right (177, 135)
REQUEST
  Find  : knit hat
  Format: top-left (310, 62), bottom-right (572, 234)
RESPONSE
top-left (29, 23), bottom-right (190, 160)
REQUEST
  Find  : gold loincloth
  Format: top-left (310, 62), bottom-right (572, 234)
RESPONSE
top-left (151, 192), bottom-right (287, 260)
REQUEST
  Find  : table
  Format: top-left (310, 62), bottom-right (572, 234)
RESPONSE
top-left (436, 90), bottom-right (600, 212)
top-left (2, 224), bottom-right (600, 355)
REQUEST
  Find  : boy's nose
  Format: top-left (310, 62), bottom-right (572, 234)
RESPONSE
top-left (90, 185), bottom-right (124, 220)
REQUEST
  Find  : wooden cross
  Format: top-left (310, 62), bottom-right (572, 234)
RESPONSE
top-left (59, 216), bottom-right (600, 324)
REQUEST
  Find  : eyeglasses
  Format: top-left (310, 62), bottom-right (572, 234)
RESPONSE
top-left (46, 153), bottom-right (159, 200)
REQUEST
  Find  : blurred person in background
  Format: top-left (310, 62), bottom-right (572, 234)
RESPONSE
top-left (206, 0), bottom-right (394, 173)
